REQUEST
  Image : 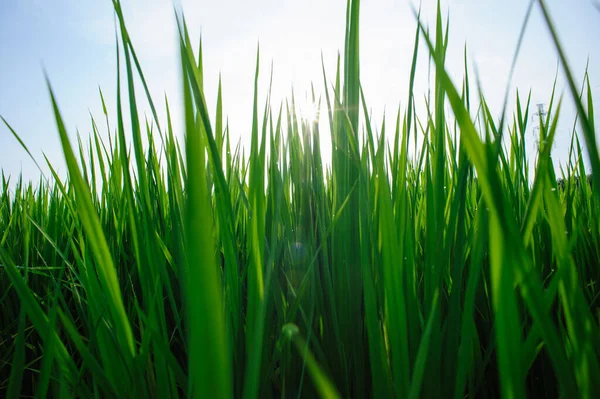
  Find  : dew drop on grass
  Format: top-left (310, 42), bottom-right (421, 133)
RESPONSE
top-left (282, 323), bottom-right (299, 341)
top-left (291, 242), bottom-right (307, 263)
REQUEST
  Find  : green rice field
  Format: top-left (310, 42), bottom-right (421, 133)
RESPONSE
top-left (1, 0), bottom-right (599, 397)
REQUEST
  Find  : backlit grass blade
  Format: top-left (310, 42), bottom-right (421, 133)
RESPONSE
top-left (181, 34), bottom-right (231, 398)
top-left (46, 77), bottom-right (135, 357)
top-left (175, 21), bottom-right (241, 358)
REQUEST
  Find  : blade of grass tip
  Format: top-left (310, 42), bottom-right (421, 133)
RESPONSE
top-left (406, 10), bottom-right (420, 148)
top-left (412, 6), bottom-right (489, 211)
top-left (463, 45), bottom-right (471, 110)
top-left (586, 72), bottom-right (594, 136)
top-left (320, 53), bottom-right (336, 139)
top-left (99, 85), bottom-right (109, 120)
top-left (43, 154), bottom-right (76, 217)
top-left (180, 30), bottom-right (231, 398)
top-left (359, 86), bottom-right (377, 166)
top-left (46, 76), bottom-right (135, 357)
top-left (282, 324), bottom-right (341, 399)
top-left (344, 0), bottom-right (360, 134)
top-left (536, 0), bottom-right (600, 198)
top-left (196, 33), bottom-right (204, 89)
top-left (115, 5), bottom-right (155, 219)
top-left (175, 16), bottom-right (239, 285)
top-left (112, 0), bottom-right (162, 134)
top-left (216, 73), bottom-right (224, 158)
top-left (91, 119), bottom-right (108, 188)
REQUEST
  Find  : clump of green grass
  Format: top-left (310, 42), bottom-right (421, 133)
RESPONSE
top-left (1, 0), bottom-right (599, 397)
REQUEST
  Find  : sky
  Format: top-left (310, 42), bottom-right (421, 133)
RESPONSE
top-left (0, 0), bottom-right (599, 184)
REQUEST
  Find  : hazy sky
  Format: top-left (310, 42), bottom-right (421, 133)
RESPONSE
top-left (1, 0), bottom-right (599, 183)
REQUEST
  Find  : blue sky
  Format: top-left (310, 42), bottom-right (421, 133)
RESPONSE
top-left (1, 0), bottom-right (599, 183)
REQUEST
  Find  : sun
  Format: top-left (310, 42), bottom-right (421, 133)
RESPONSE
top-left (299, 98), bottom-right (321, 123)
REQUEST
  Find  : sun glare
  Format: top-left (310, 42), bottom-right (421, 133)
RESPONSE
top-left (298, 98), bottom-right (320, 123)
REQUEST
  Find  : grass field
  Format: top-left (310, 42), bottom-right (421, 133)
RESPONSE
top-left (1, 0), bottom-right (600, 397)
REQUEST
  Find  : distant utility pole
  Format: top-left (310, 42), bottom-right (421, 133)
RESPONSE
top-left (531, 102), bottom-right (558, 154)
top-left (535, 103), bottom-right (547, 122)
top-left (532, 103), bottom-right (547, 149)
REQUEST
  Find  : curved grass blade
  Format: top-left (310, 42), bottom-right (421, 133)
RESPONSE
top-left (46, 77), bottom-right (135, 357)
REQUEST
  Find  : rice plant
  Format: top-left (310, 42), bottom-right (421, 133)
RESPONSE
top-left (1, 0), bottom-right (599, 397)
